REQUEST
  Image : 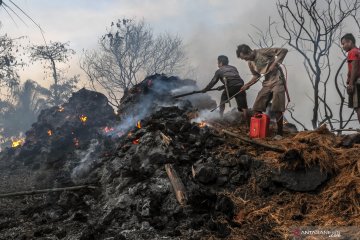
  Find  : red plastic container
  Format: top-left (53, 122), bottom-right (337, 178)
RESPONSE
top-left (249, 114), bottom-right (270, 138)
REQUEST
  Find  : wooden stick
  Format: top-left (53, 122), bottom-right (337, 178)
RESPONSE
top-left (173, 88), bottom-right (218, 98)
top-left (222, 129), bottom-right (286, 153)
top-left (0, 185), bottom-right (97, 198)
top-left (165, 164), bottom-right (187, 206)
top-left (330, 129), bottom-right (360, 132)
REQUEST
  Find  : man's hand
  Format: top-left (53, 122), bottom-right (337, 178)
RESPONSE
top-left (347, 84), bottom-right (354, 95)
top-left (241, 85), bottom-right (250, 92)
top-left (216, 85), bottom-right (225, 91)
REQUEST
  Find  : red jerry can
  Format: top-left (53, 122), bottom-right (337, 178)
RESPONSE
top-left (249, 114), bottom-right (270, 138)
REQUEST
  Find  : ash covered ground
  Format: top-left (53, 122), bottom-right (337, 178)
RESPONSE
top-left (0, 74), bottom-right (359, 240)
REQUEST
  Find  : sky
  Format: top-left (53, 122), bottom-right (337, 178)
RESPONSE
top-left (0, 0), bottom-right (358, 129)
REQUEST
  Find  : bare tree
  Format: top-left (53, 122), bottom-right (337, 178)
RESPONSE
top-left (277, 0), bottom-right (360, 129)
top-left (81, 18), bottom-right (186, 107)
top-left (248, 17), bottom-right (277, 49)
top-left (29, 41), bottom-right (76, 105)
top-left (145, 32), bottom-right (185, 75)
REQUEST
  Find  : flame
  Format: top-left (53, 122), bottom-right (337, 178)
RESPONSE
top-left (58, 106), bottom-right (64, 112)
top-left (47, 130), bottom-right (52, 136)
top-left (199, 121), bottom-right (207, 128)
top-left (104, 126), bottom-right (114, 133)
top-left (132, 139), bottom-right (140, 144)
top-left (79, 114), bottom-right (87, 123)
top-left (136, 120), bottom-right (141, 129)
top-left (11, 138), bottom-right (25, 148)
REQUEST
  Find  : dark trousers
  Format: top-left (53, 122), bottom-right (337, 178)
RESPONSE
top-left (220, 86), bottom-right (248, 115)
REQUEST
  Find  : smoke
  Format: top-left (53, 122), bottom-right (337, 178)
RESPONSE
top-left (103, 75), bottom-right (220, 138)
top-left (191, 109), bottom-right (220, 124)
top-left (104, 76), bottom-right (194, 138)
top-left (5, 0), bottom-right (359, 130)
top-left (109, 96), bottom-right (154, 137)
top-left (170, 84), bottom-right (218, 110)
top-left (170, 85), bottom-right (198, 95)
top-left (191, 108), bottom-right (248, 126)
top-left (71, 139), bottom-right (101, 182)
top-left (182, 0), bottom-right (360, 130)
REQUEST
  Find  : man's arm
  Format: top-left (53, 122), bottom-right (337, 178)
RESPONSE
top-left (202, 70), bottom-right (220, 92)
top-left (264, 48), bottom-right (288, 73)
top-left (347, 69), bottom-right (351, 85)
top-left (348, 60), bottom-right (359, 94)
top-left (241, 62), bottom-right (261, 91)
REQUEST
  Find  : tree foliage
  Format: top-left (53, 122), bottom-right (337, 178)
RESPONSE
top-left (0, 34), bottom-right (23, 92)
top-left (0, 79), bottom-right (50, 145)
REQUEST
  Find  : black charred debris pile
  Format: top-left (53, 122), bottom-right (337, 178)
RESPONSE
top-left (0, 74), bottom-right (243, 240)
top-left (0, 74), bottom-right (359, 240)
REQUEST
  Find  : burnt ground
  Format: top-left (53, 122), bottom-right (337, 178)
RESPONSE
top-left (0, 74), bottom-right (359, 240)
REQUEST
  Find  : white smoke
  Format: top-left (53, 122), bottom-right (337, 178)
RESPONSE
top-left (71, 139), bottom-right (101, 182)
top-left (170, 85), bottom-right (198, 95)
top-left (104, 77), bottom-right (202, 137)
top-left (191, 109), bottom-right (221, 123)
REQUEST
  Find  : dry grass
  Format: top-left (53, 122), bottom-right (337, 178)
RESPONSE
top-left (210, 122), bottom-right (360, 239)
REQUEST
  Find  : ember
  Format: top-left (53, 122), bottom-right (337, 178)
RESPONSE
top-left (47, 130), bottom-right (52, 136)
top-left (136, 120), bottom-right (141, 129)
top-left (73, 138), bottom-right (79, 147)
top-left (79, 114), bottom-right (87, 123)
top-left (103, 126), bottom-right (114, 133)
top-left (199, 121), bottom-right (207, 128)
top-left (58, 106), bottom-right (65, 112)
top-left (2, 77), bottom-right (358, 240)
top-left (11, 138), bottom-right (24, 148)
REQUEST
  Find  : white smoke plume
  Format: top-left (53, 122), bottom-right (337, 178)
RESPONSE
top-left (71, 139), bottom-right (101, 182)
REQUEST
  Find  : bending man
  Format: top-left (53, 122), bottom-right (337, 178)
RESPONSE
top-left (202, 55), bottom-right (248, 121)
top-left (236, 44), bottom-right (288, 136)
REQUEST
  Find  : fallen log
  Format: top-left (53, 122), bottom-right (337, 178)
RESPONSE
top-left (0, 185), bottom-right (97, 198)
top-left (165, 164), bottom-right (187, 206)
top-left (222, 129), bottom-right (286, 153)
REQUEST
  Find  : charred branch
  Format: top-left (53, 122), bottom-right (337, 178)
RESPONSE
top-left (165, 164), bottom-right (187, 206)
top-left (0, 185), bottom-right (97, 198)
